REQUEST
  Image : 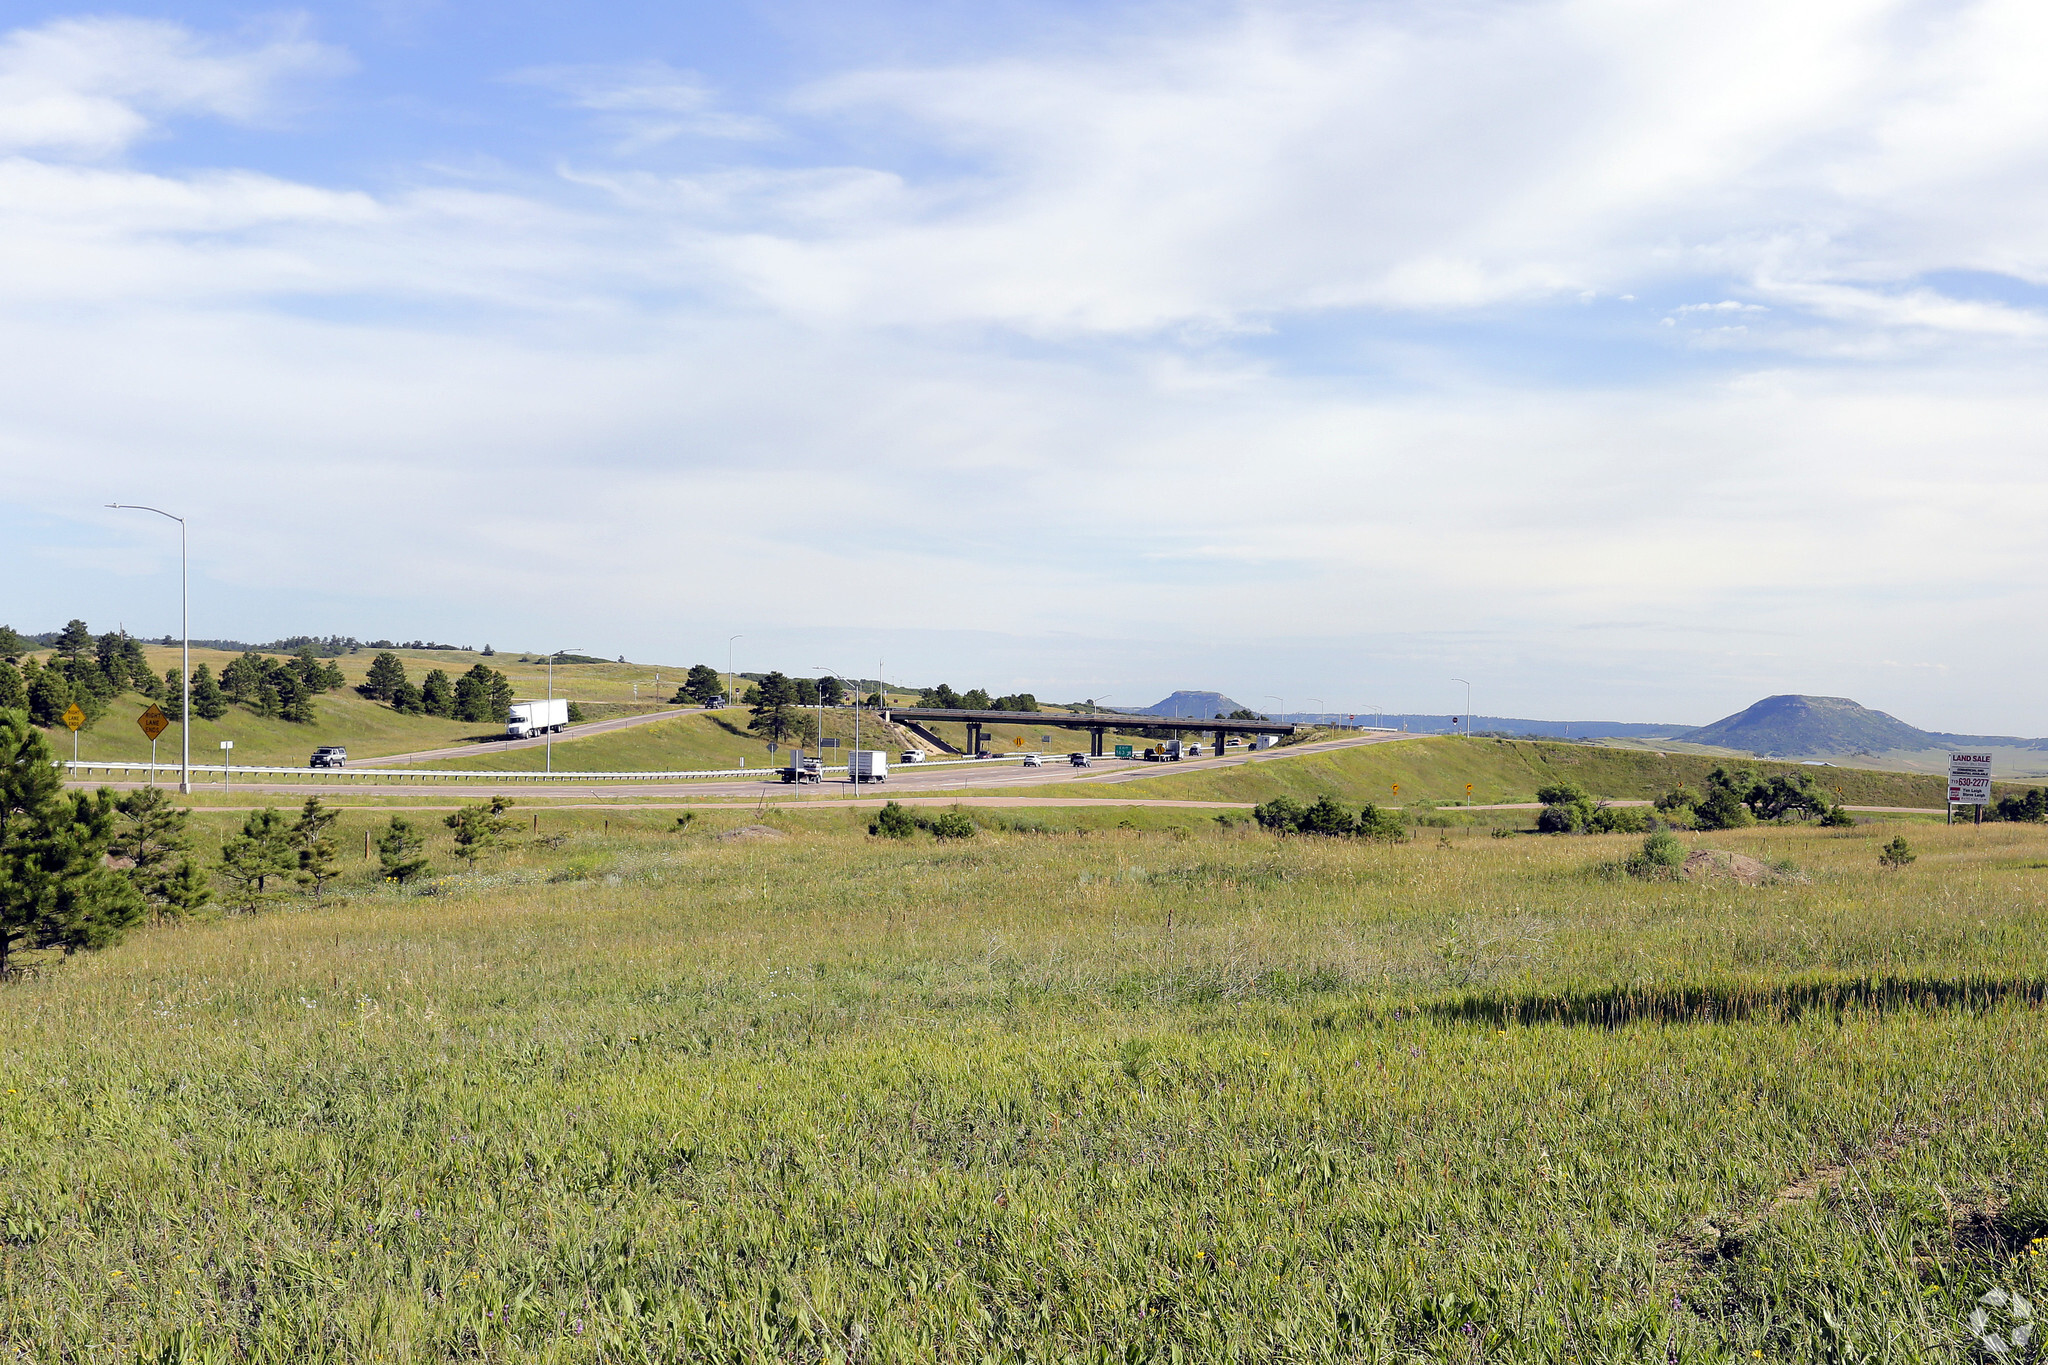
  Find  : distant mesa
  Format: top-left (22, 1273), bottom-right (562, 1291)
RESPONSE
top-left (1676, 694), bottom-right (2042, 757)
top-left (1130, 691), bottom-right (1253, 718)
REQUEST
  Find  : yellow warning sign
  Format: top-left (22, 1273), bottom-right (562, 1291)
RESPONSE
top-left (62, 703), bottom-right (86, 732)
top-left (138, 705), bottom-right (169, 740)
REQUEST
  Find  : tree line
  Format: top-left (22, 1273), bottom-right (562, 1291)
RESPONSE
top-left (915, 683), bottom-right (1040, 711)
top-left (0, 620), bottom-right (347, 730)
top-left (357, 653), bottom-right (514, 722)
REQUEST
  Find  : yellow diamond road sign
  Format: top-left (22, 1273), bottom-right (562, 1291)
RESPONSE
top-left (62, 703), bottom-right (86, 732)
top-left (138, 705), bottom-right (169, 740)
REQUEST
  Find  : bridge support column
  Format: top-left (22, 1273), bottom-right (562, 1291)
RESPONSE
top-left (1090, 726), bottom-right (1105, 757)
top-left (966, 721), bottom-right (981, 756)
top-left (1213, 727), bottom-right (1226, 758)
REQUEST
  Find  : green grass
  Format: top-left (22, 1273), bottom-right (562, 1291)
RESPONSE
top-left (1096, 735), bottom-right (1980, 809)
top-left (3, 802), bottom-right (2047, 1360)
top-left (414, 707), bottom-right (902, 772)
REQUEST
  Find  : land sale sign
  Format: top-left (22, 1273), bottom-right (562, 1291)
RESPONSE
top-left (1948, 752), bottom-right (1994, 806)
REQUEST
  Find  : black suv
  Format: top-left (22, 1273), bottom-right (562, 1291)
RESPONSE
top-left (309, 746), bottom-right (347, 769)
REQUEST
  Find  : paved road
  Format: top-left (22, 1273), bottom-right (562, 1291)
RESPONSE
top-left (357, 705), bottom-right (704, 766)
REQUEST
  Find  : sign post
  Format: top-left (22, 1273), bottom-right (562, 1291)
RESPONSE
top-left (137, 705), bottom-right (169, 785)
top-left (1948, 751), bottom-right (1993, 826)
top-left (219, 740), bottom-right (234, 793)
top-left (62, 703), bottom-right (86, 768)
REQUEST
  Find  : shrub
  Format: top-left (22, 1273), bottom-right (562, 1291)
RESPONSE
top-left (1878, 835), bottom-right (1915, 871)
top-left (1534, 781), bottom-right (1595, 834)
top-left (1588, 805), bottom-right (1652, 834)
top-left (1693, 786), bottom-right (1754, 831)
top-left (925, 811), bottom-right (975, 840)
top-left (1536, 805), bottom-right (1580, 834)
top-left (1296, 796), bottom-right (1354, 836)
top-left (1355, 803), bottom-right (1408, 842)
top-left (1252, 797), bottom-right (1306, 832)
top-left (1625, 830), bottom-right (1688, 878)
top-left (869, 801), bottom-right (917, 839)
top-left (1818, 805), bottom-right (1856, 828)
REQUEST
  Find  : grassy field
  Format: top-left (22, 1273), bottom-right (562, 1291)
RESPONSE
top-left (1098, 735), bottom-right (2000, 809)
top-left (414, 707), bottom-right (902, 773)
top-left (2, 798), bottom-right (2045, 1361)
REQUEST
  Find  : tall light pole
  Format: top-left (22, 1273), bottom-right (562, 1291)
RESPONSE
top-left (727, 635), bottom-right (743, 711)
top-left (815, 665), bottom-right (858, 781)
top-left (107, 504), bottom-right (189, 793)
top-left (1451, 678), bottom-right (1471, 737)
top-left (1264, 695), bottom-right (1284, 721)
top-left (1308, 697), bottom-right (1324, 727)
top-left (548, 648), bottom-right (580, 774)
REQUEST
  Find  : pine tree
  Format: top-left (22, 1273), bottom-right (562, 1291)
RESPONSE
top-left (255, 679), bottom-right (282, 719)
top-left (444, 796), bottom-right (516, 869)
top-left (216, 808), bottom-right (295, 911)
top-left (290, 798), bottom-right (340, 899)
top-left (0, 626), bottom-right (24, 660)
top-left (420, 669), bottom-right (456, 718)
top-left (320, 660), bottom-right (345, 691)
top-left (486, 669), bottom-right (514, 722)
top-left (109, 787), bottom-right (194, 912)
top-left (189, 665), bottom-right (228, 720)
top-left (25, 659), bottom-right (74, 728)
top-left (277, 670), bottom-right (315, 724)
top-left (54, 620), bottom-right (92, 664)
top-left (681, 663), bottom-right (723, 707)
top-left (156, 859), bottom-right (213, 918)
top-left (376, 816), bottom-right (430, 882)
top-left (158, 669), bottom-right (185, 722)
top-left (0, 710), bottom-right (148, 975)
top-left (749, 672), bottom-right (798, 743)
top-left (361, 652), bottom-right (408, 702)
top-left (221, 653), bottom-right (265, 704)
top-left (120, 637), bottom-right (153, 694)
top-left (0, 662), bottom-right (23, 713)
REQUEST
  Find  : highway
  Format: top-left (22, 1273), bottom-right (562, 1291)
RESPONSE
top-left (357, 704), bottom-right (703, 766)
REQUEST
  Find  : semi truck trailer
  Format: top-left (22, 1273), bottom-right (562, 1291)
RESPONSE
top-left (506, 699), bottom-right (570, 739)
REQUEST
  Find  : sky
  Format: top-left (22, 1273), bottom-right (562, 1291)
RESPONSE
top-left (3, 0), bottom-right (2047, 731)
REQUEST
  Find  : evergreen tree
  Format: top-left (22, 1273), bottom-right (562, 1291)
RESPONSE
top-left (818, 676), bottom-right (845, 706)
top-left (276, 670), bottom-right (316, 724)
top-left (0, 710), bottom-right (148, 976)
top-left (220, 652), bottom-right (266, 704)
top-left (361, 652), bottom-right (408, 701)
top-left (119, 637), bottom-right (153, 694)
top-left (376, 816), bottom-right (430, 882)
top-left (486, 667), bottom-right (514, 722)
top-left (748, 671), bottom-right (798, 743)
top-left (0, 626), bottom-right (23, 660)
top-left (158, 669), bottom-right (185, 722)
top-left (155, 859), bottom-right (213, 918)
top-left (95, 632), bottom-right (125, 686)
top-left (289, 798), bottom-right (340, 899)
top-left (869, 801), bottom-right (917, 838)
top-left (25, 659), bottom-right (74, 728)
top-left (419, 669), bottom-right (456, 717)
top-left (0, 661), bottom-right (23, 713)
top-left (453, 664), bottom-right (513, 723)
top-left (54, 620), bottom-right (92, 664)
top-left (216, 808), bottom-right (295, 911)
top-left (254, 679), bottom-right (282, 719)
top-left (320, 660), bottom-right (346, 692)
top-left (189, 665), bottom-right (228, 721)
top-left (680, 663), bottom-right (724, 707)
top-left (444, 796), bottom-right (516, 869)
top-left (109, 787), bottom-right (194, 911)
top-left (793, 677), bottom-right (820, 706)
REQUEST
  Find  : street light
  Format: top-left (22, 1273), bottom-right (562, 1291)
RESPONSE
top-left (727, 635), bottom-right (743, 712)
top-left (814, 665), bottom-right (860, 782)
top-left (1308, 698), bottom-right (1324, 727)
top-left (107, 504), bottom-right (190, 793)
top-left (547, 649), bottom-right (580, 773)
top-left (1451, 678), bottom-right (1471, 737)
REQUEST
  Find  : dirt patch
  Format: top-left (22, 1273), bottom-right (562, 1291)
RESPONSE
top-left (1683, 849), bottom-right (1804, 885)
top-left (717, 824), bottom-right (788, 843)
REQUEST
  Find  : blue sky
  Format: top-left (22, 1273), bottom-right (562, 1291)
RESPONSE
top-left (4, 0), bottom-right (2048, 730)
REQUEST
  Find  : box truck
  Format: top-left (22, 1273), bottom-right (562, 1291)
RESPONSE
top-left (849, 750), bottom-right (888, 783)
top-left (506, 699), bottom-right (570, 739)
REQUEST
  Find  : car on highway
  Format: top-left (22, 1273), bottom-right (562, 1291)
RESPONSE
top-left (1022, 752), bottom-right (1042, 767)
top-left (309, 746), bottom-right (347, 769)
top-left (1068, 753), bottom-right (1090, 767)
top-left (900, 750), bottom-right (926, 763)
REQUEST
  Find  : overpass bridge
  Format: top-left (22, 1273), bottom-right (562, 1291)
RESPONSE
top-left (880, 707), bottom-right (1297, 758)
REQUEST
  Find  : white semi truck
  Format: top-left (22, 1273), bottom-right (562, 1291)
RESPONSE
top-left (849, 750), bottom-right (889, 783)
top-left (506, 699), bottom-right (570, 739)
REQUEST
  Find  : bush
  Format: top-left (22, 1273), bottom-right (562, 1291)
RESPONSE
top-left (1878, 835), bottom-right (1915, 871)
top-left (1355, 803), bottom-right (1408, 842)
top-left (1534, 781), bottom-right (1596, 834)
top-left (1252, 797), bottom-right (1305, 832)
top-left (869, 801), bottom-right (917, 839)
top-left (1535, 805), bottom-right (1579, 834)
top-left (1587, 805), bottom-right (1652, 834)
top-left (1818, 804), bottom-right (1856, 828)
top-left (925, 811), bottom-right (975, 840)
top-left (1693, 786), bottom-right (1754, 831)
top-left (1624, 830), bottom-right (1688, 878)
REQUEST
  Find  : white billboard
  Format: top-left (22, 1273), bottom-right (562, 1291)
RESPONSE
top-left (1948, 752), bottom-right (1994, 806)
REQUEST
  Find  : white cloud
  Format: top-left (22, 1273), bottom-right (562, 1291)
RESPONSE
top-left (0, 16), bottom-right (345, 158)
top-left (512, 61), bottom-right (777, 152)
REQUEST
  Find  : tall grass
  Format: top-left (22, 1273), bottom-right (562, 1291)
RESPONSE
top-left (1, 816), bottom-right (2044, 1360)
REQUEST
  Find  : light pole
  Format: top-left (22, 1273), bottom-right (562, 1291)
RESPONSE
top-left (107, 504), bottom-right (189, 793)
top-left (1451, 678), bottom-right (1471, 736)
top-left (815, 666), bottom-right (859, 782)
top-left (727, 635), bottom-right (743, 711)
top-left (547, 649), bottom-right (580, 774)
top-left (1308, 698), bottom-right (1324, 727)
top-left (1264, 695), bottom-right (1284, 720)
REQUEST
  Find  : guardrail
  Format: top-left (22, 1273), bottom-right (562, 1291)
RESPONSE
top-left (57, 752), bottom-right (1102, 784)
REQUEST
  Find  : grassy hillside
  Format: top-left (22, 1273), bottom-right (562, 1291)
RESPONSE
top-left (415, 706), bottom-right (923, 772)
top-left (911, 716), bottom-right (1182, 755)
top-left (7, 813), bottom-right (2048, 1357)
top-left (1094, 735), bottom-right (1984, 808)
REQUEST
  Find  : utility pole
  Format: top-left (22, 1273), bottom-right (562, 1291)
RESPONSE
top-left (107, 504), bottom-right (190, 793)
top-left (727, 635), bottom-right (743, 711)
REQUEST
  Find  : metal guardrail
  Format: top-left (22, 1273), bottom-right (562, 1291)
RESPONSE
top-left (57, 752), bottom-right (1098, 784)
